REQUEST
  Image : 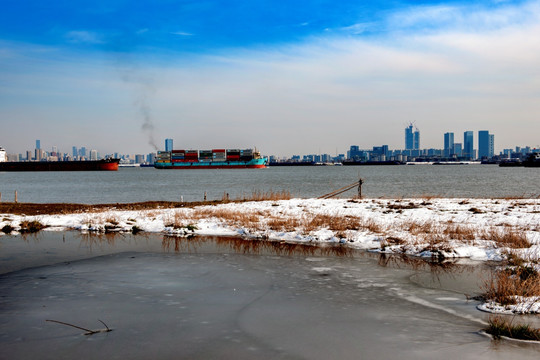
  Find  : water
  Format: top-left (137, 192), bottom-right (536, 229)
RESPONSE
top-left (1, 232), bottom-right (539, 359)
top-left (0, 165), bottom-right (538, 204)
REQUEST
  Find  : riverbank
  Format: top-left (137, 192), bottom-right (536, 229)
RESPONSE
top-left (2, 198), bottom-right (539, 262)
top-left (2, 197), bottom-right (539, 315)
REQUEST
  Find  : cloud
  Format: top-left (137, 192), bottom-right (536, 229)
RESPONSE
top-left (171, 31), bottom-right (194, 36)
top-left (65, 31), bottom-right (105, 44)
top-left (3, 1), bottom-right (540, 155)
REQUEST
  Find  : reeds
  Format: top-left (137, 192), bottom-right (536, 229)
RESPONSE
top-left (237, 190), bottom-right (292, 201)
top-left (18, 220), bottom-right (46, 233)
top-left (482, 267), bottom-right (539, 306)
top-left (481, 227), bottom-right (530, 248)
top-left (485, 316), bottom-right (540, 341)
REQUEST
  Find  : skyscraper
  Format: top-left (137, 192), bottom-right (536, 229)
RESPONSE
top-left (478, 131), bottom-right (494, 159)
top-left (405, 124), bottom-right (420, 150)
top-left (444, 132), bottom-right (454, 157)
top-left (165, 138), bottom-right (173, 152)
top-left (413, 130), bottom-right (420, 150)
top-left (463, 131), bottom-right (474, 160)
top-left (36, 140), bottom-right (41, 150)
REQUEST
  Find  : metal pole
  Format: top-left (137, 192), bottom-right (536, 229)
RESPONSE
top-left (15, 190), bottom-right (18, 203)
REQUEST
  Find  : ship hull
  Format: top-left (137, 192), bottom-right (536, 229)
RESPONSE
top-left (154, 159), bottom-right (267, 169)
top-left (0, 159), bottom-right (120, 171)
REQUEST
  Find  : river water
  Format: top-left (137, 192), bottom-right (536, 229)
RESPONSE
top-left (0, 165), bottom-right (538, 204)
top-left (0, 232), bottom-right (539, 359)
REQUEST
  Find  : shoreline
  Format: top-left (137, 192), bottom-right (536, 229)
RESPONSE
top-left (2, 197), bottom-right (538, 261)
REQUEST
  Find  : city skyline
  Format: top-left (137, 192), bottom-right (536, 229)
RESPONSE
top-left (2, 1), bottom-right (540, 156)
top-left (4, 126), bottom-right (536, 163)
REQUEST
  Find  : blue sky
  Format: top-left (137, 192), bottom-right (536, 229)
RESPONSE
top-left (1, 0), bottom-right (539, 156)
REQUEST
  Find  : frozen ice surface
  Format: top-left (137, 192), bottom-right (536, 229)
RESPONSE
top-left (1, 233), bottom-right (539, 359)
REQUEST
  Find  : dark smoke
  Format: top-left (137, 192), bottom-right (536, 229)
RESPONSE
top-left (116, 57), bottom-right (159, 151)
top-left (135, 91), bottom-right (158, 151)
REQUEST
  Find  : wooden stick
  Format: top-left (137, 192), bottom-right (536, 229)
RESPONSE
top-left (46, 319), bottom-right (112, 335)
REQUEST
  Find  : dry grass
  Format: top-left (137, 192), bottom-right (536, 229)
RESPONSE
top-left (443, 224), bottom-right (477, 241)
top-left (481, 227), bottom-right (530, 248)
top-left (267, 217), bottom-right (301, 232)
top-left (191, 208), bottom-right (261, 229)
top-left (238, 190), bottom-right (292, 201)
top-left (405, 220), bottom-right (437, 236)
top-left (483, 267), bottom-right (540, 305)
top-left (302, 214), bottom-right (383, 234)
top-left (19, 220), bottom-right (47, 233)
top-left (486, 316), bottom-right (540, 341)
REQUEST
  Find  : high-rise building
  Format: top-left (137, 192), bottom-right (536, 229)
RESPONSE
top-left (453, 143), bottom-right (463, 157)
top-left (36, 140), bottom-right (41, 150)
top-left (444, 132), bottom-right (454, 157)
top-left (463, 131), bottom-right (474, 159)
top-left (478, 131), bottom-right (494, 159)
top-left (405, 125), bottom-right (413, 150)
top-left (72, 146), bottom-right (78, 158)
top-left (404, 124), bottom-right (419, 150)
top-left (405, 123), bottom-right (420, 150)
top-left (89, 149), bottom-right (98, 160)
top-left (165, 138), bottom-right (173, 152)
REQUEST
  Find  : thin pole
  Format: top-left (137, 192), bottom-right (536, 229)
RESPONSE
top-left (14, 190), bottom-right (17, 203)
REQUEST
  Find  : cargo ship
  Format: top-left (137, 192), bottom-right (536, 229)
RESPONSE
top-left (154, 149), bottom-right (267, 169)
top-left (0, 147), bottom-right (120, 171)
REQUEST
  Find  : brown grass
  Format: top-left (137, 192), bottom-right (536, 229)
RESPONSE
top-left (238, 190), bottom-right (292, 201)
top-left (302, 214), bottom-right (383, 233)
top-left (405, 220), bottom-right (437, 236)
top-left (443, 224), bottom-right (476, 241)
top-left (267, 217), bottom-right (301, 232)
top-left (486, 316), bottom-right (540, 341)
top-left (483, 267), bottom-right (540, 305)
top-left (19, 220), bottom-right (47, 233)
top-left (191, 208), bottom-right (261, 229)
top-left (481, 227), bottom-right (530, 248)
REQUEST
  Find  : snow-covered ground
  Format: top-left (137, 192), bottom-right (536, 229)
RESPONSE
top-left (2, 197), bottom-right (539, 261)
top-left (2, 197), bottom-right (539, 314)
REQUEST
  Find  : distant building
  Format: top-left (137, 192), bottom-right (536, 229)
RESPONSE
top-left (463, 131), bottom-right (474, 160)
top-left (80, 147), bottom-right (87, 159)
top-left (135, 154), bottom-right (145, 164)
top-left (405, 124), bottom-right (420, 150)
top-left (453, 143), bottom-right (463, 157)
top-left (444, 132), bottom-right (454, 157)
top-left (413, 130), bottom-right (420, 150)
top-left (165, 138), bottom-right (173, 152)
top-left (72, 146), bottom-right (78, 158)
top-left (36, 139), bottom-right (41, 150)
top-left (89, 149), bottom-right (98, 160)
top-left (478, 131), bottom-right (494, 159)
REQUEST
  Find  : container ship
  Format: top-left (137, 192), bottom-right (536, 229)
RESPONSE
top-left (0, 147), bottom-right (120, 171)
top-left (154, 149), bottom-right (267, 169)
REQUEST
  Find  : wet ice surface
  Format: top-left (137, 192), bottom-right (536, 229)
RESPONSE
top-left (1, 233), bottom-right (539, 359)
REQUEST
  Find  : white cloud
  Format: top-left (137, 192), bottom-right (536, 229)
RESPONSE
top-left (65, 31), bottom-right (104, 44)
top-left (3, 1), bottom-right (540, 156)
top-left (171, 31), bottom-right (193, 36)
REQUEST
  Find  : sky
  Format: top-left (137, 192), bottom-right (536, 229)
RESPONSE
top-left (1, 0), bottom-right (540, 157)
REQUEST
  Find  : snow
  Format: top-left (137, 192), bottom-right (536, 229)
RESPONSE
top-left (2, 197), bottom-right (539, 261)
top-left (2, 197), bottom-right (539, 315)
